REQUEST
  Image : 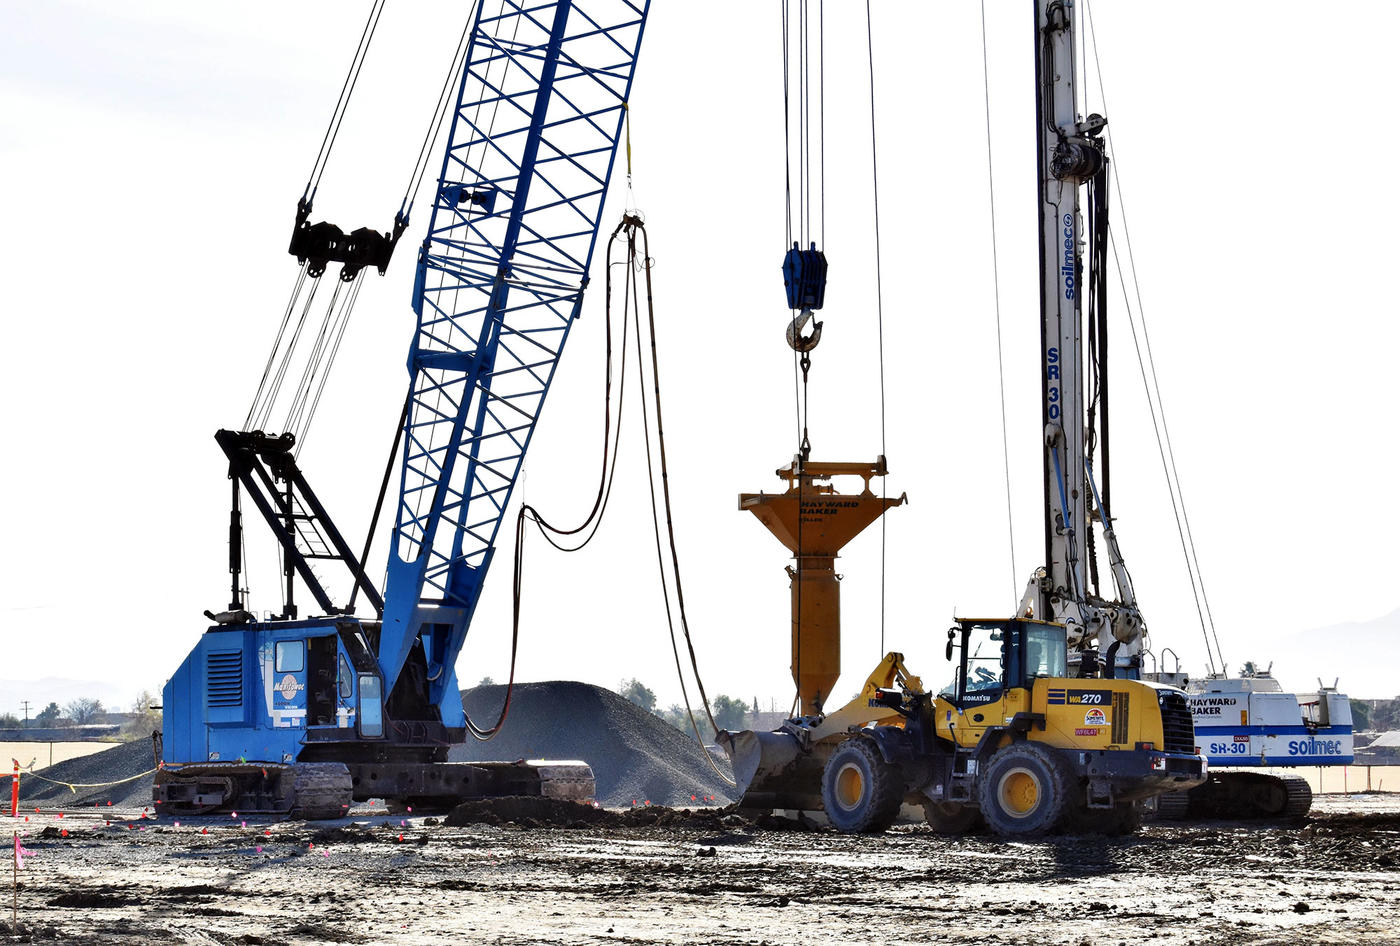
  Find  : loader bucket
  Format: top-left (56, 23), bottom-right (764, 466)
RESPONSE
top-left (717, 729), bottom-right (829, 811)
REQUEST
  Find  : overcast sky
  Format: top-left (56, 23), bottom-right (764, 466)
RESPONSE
top-left (2, 1), bottom-right (1397, 716)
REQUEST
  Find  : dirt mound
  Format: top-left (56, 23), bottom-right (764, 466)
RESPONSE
top-left (14, 739), bottom-right (156, 808)
top-left (452, 681), bottom-right (735, 807)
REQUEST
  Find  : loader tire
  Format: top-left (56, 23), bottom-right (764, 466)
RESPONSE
top-left (821, 736), bottom-right (904, 834)
top-left (977, 742), bottom-right (1074, 839)
top-left (922, 800), bottom-right (983, 836)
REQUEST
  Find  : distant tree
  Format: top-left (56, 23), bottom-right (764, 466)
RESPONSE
top-left (478, 676), bottom-right (495, 687)
top-left (620, 678), bottom-right (657, 713)
top-left (1372, 699), bottom-right (1400, 732)
top-left (709, 695), bottom-right (748, 731)
top-left (64, 697), bottom-right (104, 726)
top-left (1351, 700), bottom-right (1371, 731)
top-left (121, 692), bottom-right (162, 740)
top-left (34, 702), bottom-right (60, 727)
top-left (0, 713), bottom-right (19, 729)
top-left (660, 703), bottom-right (689, 732)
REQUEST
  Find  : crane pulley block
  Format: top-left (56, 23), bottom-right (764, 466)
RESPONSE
top-left (783, 241), bottom-right (828, 311)
top-left (288, 198), bottom-right (407, 281)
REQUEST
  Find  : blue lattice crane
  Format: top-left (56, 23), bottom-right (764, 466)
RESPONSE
top-left (157, 0), bottom-right (650, 817)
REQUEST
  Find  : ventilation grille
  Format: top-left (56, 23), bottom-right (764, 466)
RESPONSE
top-left (1158, 690), bottom-right (1195, 754)
top-left (1111, 691), bottom-right (1130, 744)
top-left (206, 650), bottom-right (243, 707)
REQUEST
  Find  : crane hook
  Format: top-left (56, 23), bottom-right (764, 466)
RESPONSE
top-left (786, 308), bottom-right (823, 353)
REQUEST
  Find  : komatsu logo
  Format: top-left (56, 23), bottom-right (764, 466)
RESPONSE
top-left (1061, 214), bottom-right (1075, 300)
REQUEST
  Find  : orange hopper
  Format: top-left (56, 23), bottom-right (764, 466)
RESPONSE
top-left (740, 458), bottom-right (905, 715)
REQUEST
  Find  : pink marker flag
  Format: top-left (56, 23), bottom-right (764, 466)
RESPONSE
top-left (15, 835), bottom-right (34, 868)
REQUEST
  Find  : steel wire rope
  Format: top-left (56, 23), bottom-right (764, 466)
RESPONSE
top-left (282, 277), bottom-right (346, 440)
top-left (1084, 1), bottom-right (1224, 672)
top-left (400, 7), bottom-right (479, 219)
top-left (628, 222), bottom-right (735, 786)
top-left (303, 0), bottom-right (386, 201)
top-left (405, 0), bottom-right (502, 537)
top-left (256, 276), bottom-right (322, 432)
top-left (864, 0), bottom-right (890, 655)
top-left (246, 263), bottom-right (309, 430)
top-left (285, 281), bottom-right (347, 440)
top-left (979, 0), bottom-right (1019, 607)
top-left (781, 2), bottom-right (802, 452)
top-left (466, 218), bottom-right (635, 740)
top-left (296, 273), bottom-right (367, 455)
top-left (799, 0), bottom-right (809, 249)
top-left (350, 394), bottom-right (411, 617)
top-left (1105, 235), bottom-right (1212, 669)
top-left (409, 1), bottom-right (525, 543)
top-left (781, 0), bottom-right (806, 717)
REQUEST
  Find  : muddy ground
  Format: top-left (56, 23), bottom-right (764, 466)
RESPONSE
top-left (2, 795), bottom-right (1397, 945)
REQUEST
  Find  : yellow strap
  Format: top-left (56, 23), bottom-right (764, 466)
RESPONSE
top-left (11, 768), bottom-right (157, 794)
top-left (624, 101), bottom-right (632, 179)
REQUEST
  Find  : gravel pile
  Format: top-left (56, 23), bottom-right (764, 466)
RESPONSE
top-left (453, 681), bottom-right (735, 807)
top-left (5, 681), bottom-right (738, 811)
top-left (13, 739), bottom-right (157, 808)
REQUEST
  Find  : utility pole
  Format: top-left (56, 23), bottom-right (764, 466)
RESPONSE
top-left (17, 702), bottom-right (30, 727)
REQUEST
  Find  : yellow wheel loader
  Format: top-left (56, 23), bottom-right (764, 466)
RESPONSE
top-left (719, 459), bottom-right (1204, 837)
top-left (818, 618), bottom-right (1203, 837)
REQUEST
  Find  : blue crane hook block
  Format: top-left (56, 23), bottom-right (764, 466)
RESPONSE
top-left (783, 242), bottom-right (828, 311)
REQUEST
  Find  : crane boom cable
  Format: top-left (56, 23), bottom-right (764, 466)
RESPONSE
top-left (1083, 1), bottom-right (1224, 672)
top-left (781, 2), bottom-right (802, 455)
top-left (282, 277), bottom-right (346, 440)
top-left (255, 276), bottom-right (322, 433)
top-left (864, 0), bottom-right (889, 653)
top-left (295, 273), bottom-right (366, 454)
top-left (304, 0), bottom-right (387, 200)
top-left (401, 6), bottom-right (479, 218)
top-left (819, 0), bottom-right (824, 249)
top-left (408, 1), bottom-right (525, 530)
top-left (979, 0), bottom-right (1018, 606)
top-left (245, 263), bottom-right (309, 430)
top-left (1106, 233), bottom-right (1212, 673)
top-left (348, 393), bottom-right (411, 616)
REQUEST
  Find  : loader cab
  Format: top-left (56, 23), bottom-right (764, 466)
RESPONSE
top-left (942, 618), bottom-right (1067, 708)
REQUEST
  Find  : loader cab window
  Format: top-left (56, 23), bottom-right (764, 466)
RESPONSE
top-left (1022, 625), bottom-right (1067, 683)
top-left (957, 623), bottom-right (1006, 706)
